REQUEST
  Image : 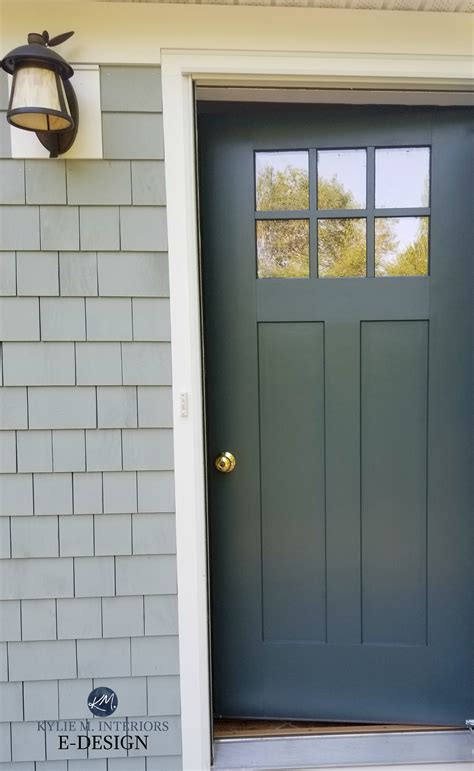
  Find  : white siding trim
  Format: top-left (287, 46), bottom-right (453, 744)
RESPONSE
top-left (162, 58), bottom-right (211, 771)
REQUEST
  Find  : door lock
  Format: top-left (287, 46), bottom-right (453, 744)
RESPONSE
top-left (215, 451), bottom-right (236, 474)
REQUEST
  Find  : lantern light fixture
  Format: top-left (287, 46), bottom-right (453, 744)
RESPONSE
top-left (1, 30), bottom-right (78, 158)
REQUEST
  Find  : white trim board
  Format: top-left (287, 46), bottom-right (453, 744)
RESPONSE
top-left (161, 50), bottom-right (474, 771)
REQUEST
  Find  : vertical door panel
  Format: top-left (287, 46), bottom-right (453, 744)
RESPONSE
top-left (325, 322), bottom-right (362, 645)
top-left (361, 321), bottom-right (428, 646)
top-left (259, 322), bottom-right (326, 642)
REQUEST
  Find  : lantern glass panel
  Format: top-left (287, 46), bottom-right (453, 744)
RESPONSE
top-left (9, 65), bottom-right (72, 131)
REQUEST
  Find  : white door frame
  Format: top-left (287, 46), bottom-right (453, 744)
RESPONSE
top-left (160, 49), bottom-right (472, 771)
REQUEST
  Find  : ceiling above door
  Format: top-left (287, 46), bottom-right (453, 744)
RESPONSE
top-left (96, 0), bottom-right (472, 11)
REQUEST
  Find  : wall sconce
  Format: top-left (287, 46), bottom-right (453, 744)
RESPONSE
top-left (1, 30), bottom-right (78, 158)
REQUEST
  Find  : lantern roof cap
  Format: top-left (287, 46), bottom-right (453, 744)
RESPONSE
top-left (1, 31), bottom-right (74, 79)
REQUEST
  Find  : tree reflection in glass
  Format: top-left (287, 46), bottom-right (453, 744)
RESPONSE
top-left (375, 217), bottom-right (429, 276)
top-left (255, 152), bottom-right (429, 279)
top-left (256, 151), bottom-right (309, 211)
top-left (318, 218), bottom-right (366, 277)
top-left (257, 219), bottom-right (309, 278)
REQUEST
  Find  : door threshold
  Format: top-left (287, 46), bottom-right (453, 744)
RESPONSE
top-left (212, 729), bottom-right (472, 769)
top-left (214, 719), bottom-right (457, 740)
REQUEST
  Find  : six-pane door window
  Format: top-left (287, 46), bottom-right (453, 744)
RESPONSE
top-left (255, 147), bottom-right (430, 278)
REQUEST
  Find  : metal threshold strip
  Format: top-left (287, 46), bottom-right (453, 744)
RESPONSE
top-left (212, 729), bottom-right (472, 769)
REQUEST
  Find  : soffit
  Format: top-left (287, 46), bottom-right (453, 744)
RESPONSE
top-left (96, 0), bottom-right (472, 11)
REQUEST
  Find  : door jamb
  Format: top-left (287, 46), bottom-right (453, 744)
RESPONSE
top-left (160, 49), bottom-right (471, 771)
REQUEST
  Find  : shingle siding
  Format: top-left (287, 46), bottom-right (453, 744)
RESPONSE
top-left (17, 252), bottom-right (59, 296)
top-left (0, 67), bottom-right (182, 768)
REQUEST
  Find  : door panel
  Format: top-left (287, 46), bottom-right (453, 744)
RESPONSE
top-left (324, 320), bottom-right (361, 646)
top-left (361, 320), bottom-right (428, 646)
top-left (259, 322), bottom-right (326, 643)
top-left (199, 104), bottom-right (472, 724)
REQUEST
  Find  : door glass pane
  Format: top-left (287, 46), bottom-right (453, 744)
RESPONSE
top-left (317, 150), bottom-right (366, 209)
top-left (318, 218), bottom-right (366, 277)
top-left (375, 217), bottom-right (429, 276)
top-left (256, 151), bottom-right (309, 211)
top-left (257, 219), bottom-right (309, 278)
top-left (375, 148), bottom-right (430, 209)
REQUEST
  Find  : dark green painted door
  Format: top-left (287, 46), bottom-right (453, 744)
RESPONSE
top-left (198, 104), bottom-right (473, 725)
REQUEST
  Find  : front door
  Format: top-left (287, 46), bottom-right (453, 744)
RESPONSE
top-left (198, 104), bottom-right (472, 725)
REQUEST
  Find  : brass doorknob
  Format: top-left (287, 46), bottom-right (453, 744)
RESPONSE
top-left (215, 451), bottom-right (236, 474)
